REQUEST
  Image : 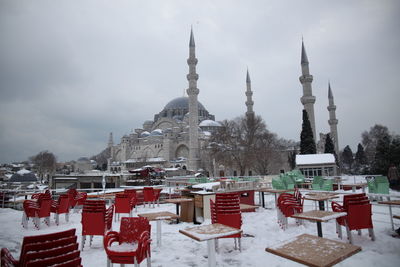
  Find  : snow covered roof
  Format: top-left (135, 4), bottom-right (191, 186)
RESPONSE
top-left (296, 153), bottom-right (336, 165)
top-left (150, 129), bottom-right (163, 136)
top-left (16, 169), bottom-right (31, 175)
top-left (140, 131), bottom-right (150, 137)
top-left (199, 120), bottom-right (221, 127)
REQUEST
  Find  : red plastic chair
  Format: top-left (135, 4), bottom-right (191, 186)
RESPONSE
top-left (153, 188), bottom-right (162, 207)
top-left (51, 194), bottom-right (70, 225)
top-left (104, 217), bottom-right (152, 266)
top-left (143, 187), bottom-right (156, 208)
top-left (114, 193), bottom-right (134, 221)
top-left (22, 194), bottom-right (52, 229)
top-left (276, 192), bottom-right (304, 230)
top-left (81, 201), bottom-right (114, 250)
top-left (67, 189), bottom-right (87, 210)
top-left (124, 189), bottom-right (138, 212)
top-left (1, 229), bottom-right (79, 267)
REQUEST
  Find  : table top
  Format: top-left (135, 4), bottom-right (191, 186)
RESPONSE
top-left (179, 223), bottom-right (242, 242)
top-left (138, 211), bottom-right (179, 221)
top-left (239, 204), bottom-right (259, 211)
top-left (304, 193), bottom-right (339, 201)
top-left (164, 198), bottom-right (194, 204)
top-left (291, 210), bottom-right (347, 222)
top-left (342, 183), bottom-right (368, 187)
top-left (266, 233), bottom-right (361, 267)
top-left (378, 200), bottom-right (400, 205)
top-left (258, 188), bottom-right (295, 193)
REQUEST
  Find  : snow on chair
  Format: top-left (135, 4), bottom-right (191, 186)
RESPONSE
top-left (81, 200), bottom-right (114, 250)
top-left (1, 228), bottom-right (80, 267)
top-left (104, 217), bottom-right (152, 267)
top-left (51, 194), bottom-right (70, 226)
top-left (22, 194), bottom-right (52, 229)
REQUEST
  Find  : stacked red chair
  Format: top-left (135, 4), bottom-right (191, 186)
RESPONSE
top-left (114, 193), bottom-right (135, 221)
top-left (1, 228), bottom-right (82, 267)
top-left (153, 188), bottom-right (162, 207)
top-left (276, 188), bottom-right (304, 230)
top-left (81, 200), bottom-right (114, 250)
top-left (104, 217), bottom-right (152, 267)
top-left (331, 193), bottom-right (375, 244)
top-left (210, 193), bottom-right (243, 251)
top-left (67, 188), bottom-right (87, 210)
top-left (124, 189), bottom-right (138, 212)
top-left (22, 193), bottom-right (52, 229)
top-left (51, 194), bottom-right (70, 226)
top-left (143, 187), bottom-right (157, 208)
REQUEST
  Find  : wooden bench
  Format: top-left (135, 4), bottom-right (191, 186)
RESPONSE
top-left (1, 228), bottom-right (81, 267)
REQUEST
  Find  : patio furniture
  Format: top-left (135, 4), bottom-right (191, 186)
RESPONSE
top-left (164, 198), bottom-right (194, 223)
top-left (138, 211), bottom-right (179, 247)
top-left (312, 176), bottom-right (324, 190)
top-left (124, 189), bottom-right (139, 212)
top-left (114, 193), bottom-right (134, 221)
top-left (50, 194), bottom-right (70, 225)
top-left (266, 234), bottom-right (361, 267)
top-left (67, 188), bottom-right (87, 210)
top-left (180, 223), bottom-right (243, 267)
top-left (1, 229), bottom-right (81, 267)
top-left (104, 217), bottom-right (152, 267)
top-left (22, 194), bottom-right (52, 229)
top-left (81, 200), bottom-right (114, 250)
top-left (377, 200), bottom-right (400, 231)
top-left (276, 190), bottom-right (304, 230)
top-left (143, 187), bottom-right (156, 208)
top-left (271, 177), bottom-right (286, 190)
top-left (321, 179), bottom-right (334, 191)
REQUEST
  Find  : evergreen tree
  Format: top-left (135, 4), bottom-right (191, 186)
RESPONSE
top-left (355, 143), bottom-right (367, 165)
top-left (341, 145), bottom-right (354, 173)
top-left (372, 134), bottom-right (391, 175)
top-left (300, 109), bottom-right (316, 154)
top-left (324, 134), bottom-right (335, 154)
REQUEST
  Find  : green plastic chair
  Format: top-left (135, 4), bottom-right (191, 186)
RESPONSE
top-left (281, 175), bottom-right (295, 190)
top-left (272, 178), bottom-right (286, 190)
top-left (367, 177), bottom-right (376, 193)
top-left (375, 176), bottom-right (389, 194)
top-left (321, 179), bottom-right (333, 191)
top-left (312, 176), bottom-right (324, 190)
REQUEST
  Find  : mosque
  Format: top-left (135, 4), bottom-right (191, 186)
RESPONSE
top-left (105, 29), bottom-right (340, 176)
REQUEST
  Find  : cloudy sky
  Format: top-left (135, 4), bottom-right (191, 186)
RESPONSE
top-left (0, 0), bottom-right (399, 163)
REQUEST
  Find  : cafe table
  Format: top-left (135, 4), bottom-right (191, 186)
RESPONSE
top-left (304, 192), bottom-right (339, 211)
top-left (164, 198), bottom-right (194, 223)
top-left (291, 210), bottom-right (347, 237)
top-left (378, 199), bottom-right (400, 231)
top-left (179, 223), bottom-right (243, 267)
top-left (256, 188), bottom-right (295, 208)
top-left (138, 211), bottom-right (179, 246)
top-left (266, 233), bottom-right (361, 267)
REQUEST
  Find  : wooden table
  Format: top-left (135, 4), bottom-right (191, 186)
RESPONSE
top-left (164, 198), bottom-right (194, 222)
top-left (378, 200), bottom-right (400, 231)
top-left (138, 211), bottom-right (179, 246)
top-left (256, 188), bottom-right (294, 208)
top-left (266, 233), bottom-right (361, 267)
top-left (180, 223), bottom-right (243, 267)
top-left (239, 203), bottom-right (258, 212)
top-left (291, 210), bottom-right (347, 237)
top-left (304, 193), bottom-right (339, 211)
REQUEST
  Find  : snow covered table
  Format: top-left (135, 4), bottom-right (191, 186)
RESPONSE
top-left (378, 199), bottom-right (400, 231)
top-left (266, 233), bottom-right (361, 267)
top-left (138, 211), bottom-right (179, 246)
top-left (179, 223), bottom-right (243, 267)
top-left (291, 210), bottom-right (347, 237)
top-left (257, 188), bottom-right (295, 208)
top-left (304, 192), bottom-right (339, 211)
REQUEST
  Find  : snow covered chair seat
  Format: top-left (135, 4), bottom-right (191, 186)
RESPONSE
top-left (0, 228), bottom-right (79, 267)
top-left (104, 217), bottom-right (151, 267)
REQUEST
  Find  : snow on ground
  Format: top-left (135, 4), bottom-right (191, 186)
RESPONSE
top-left (1, 191), bottom-right (400, 267)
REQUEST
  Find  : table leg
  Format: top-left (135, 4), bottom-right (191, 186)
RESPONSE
top-left (176, 203), bottom-right (180, 223)
top-left (352, 186), bottom-right (356, 193)
top-left (157, 220), bottom-right (161, 246)
top-left (388, 204), bottom-right (394, 231)
top-left (206, 239), bottom-right (216, 267)
top-left (318, 200), bottom-right (325, 211)
top-left (274, 193), bottom-right (278, 207)
top-left (262, 192), bottom-right (265, 208)
top-left (317, 222), bottom-right (323, 237)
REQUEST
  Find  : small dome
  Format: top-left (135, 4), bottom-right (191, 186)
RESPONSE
top-left (77, 157), bottom-right (90, 162)
top-left (140, 131), bottom-right (150, 137)
top-left (199, 120), bottom-right (221, 127)
top-left (150, 129), bottom-right (163, 136)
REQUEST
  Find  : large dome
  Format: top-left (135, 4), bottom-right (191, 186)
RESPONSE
top-left (164, 97), bottom-right (207, 111)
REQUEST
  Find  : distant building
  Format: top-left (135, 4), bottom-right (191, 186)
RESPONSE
top-left (295, 153), bottom-right (337, 178)
top-left (9, 169), bottom-right (38, 182)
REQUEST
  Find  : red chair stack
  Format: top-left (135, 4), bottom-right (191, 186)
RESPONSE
top-left (210, 193), bottom-right (242, 251)
top-left (331, 193), bottom-right (375, 244)
top-left (51, 194), bottom-right (70, 226)
top-left (104, 217), bottom-right (152, 267)
top-left (22, 193), bottom-right (52, 229)
top-left (81, 200), bottom-right (114, 250)
top-left (67, 188), bottom-right (87, 210)
top-left (276, 188), bottom-right (304, 230)
top-left (114, 193), bottom-right (135, 221)
top-left (1, 228), bottom-right (82, 267)
top-left (124, 189), bottom-right (138, 212)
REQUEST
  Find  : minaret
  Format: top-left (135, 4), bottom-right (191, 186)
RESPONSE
top-left (299, 40), bottom-right (317, 143)
top-left (245, 69), bottom-right (255, 117)
top-left (186, 27), bottom-right (200, 171)
top-left (108, 132), bottom-right (114, 148)
top-left (327, 82), bottom-right (339, 155)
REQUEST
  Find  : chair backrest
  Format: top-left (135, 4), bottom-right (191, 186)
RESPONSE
top-left (343, 193), bottom-right (367, 210)
top-left (153, 188), bottom-right (162, 201)
top-left (53, 194), bottom-right (70, 214)
top-left (321, 179), bottom-right (334, 191)
top-left (272, 178), bottom-right (286, 190)
top-left (36, 197), bottom-right (52, 218)
top-left (115, 193), bottom-right (131, 213)
top-left (82, 210), bottom-right (106, 236)
top-left (347, 203), bottom-right (373, 230)
top-left (25, 250), bottom-right (81, 267)
top-left (136, 231), bottom-right (151, 264)
top-left (119, 217), bottom-right (151, 244)
top-left (312, 176), bottom-right (324, 189)
top-left (143, 187), bottom-right (155, 202)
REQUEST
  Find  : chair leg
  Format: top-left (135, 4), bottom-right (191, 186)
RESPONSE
top-left (346, 225), bottom-right (353, 244)
top-left (66, 212), bottom-right (69, 222)
top-left (107, 258), bottom-right (111, 267)
top-left (147, 256), bottom-right (151, 267)
top-left (234, 238), bottom-right (237, 250)
top-left (21, 212), bottom-right (27, 229)
top-left (215, 239), bottom-right (219, 253)
top-left (81, 235), bottom-right (86, 250)
top-left (369, 228), bottom-right (376, 241)
top-left (90, 235), bottom-right (94, 247)
top-left (357, 230), bottom-right (362, 236)
top-left (133, 257), bottom-right (138, 267)
top-left (238, 237), bottom-right (242, 252)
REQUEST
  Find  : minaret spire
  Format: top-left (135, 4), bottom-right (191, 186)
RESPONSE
top-left (299, 39), bottom-right (317, 143)
top-left (186, 27), bottom-right (200, 171)
top-left (245, 68), bottom-right (254, 117)
top-left (327, 82), bottom-right (339, 155)
top-left (108, 132), bottom-right (114, 148)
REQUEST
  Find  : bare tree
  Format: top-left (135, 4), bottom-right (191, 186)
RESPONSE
top-left (30, 151), bottom-right (57, 183)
